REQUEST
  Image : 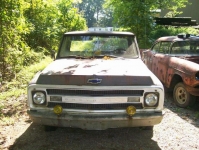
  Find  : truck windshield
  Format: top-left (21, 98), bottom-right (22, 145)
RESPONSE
top-left (58, 34), bottom-right (139, 58)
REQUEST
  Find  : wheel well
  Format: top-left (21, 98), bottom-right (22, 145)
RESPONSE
top-left (169, 74), bottom-right (183, 89)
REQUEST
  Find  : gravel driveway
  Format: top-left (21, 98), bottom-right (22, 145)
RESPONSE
top-left (1, 92), bottom-right (199, 150)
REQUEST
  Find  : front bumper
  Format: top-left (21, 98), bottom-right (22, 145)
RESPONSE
top-left (27, 110), bottom-right (163, 130)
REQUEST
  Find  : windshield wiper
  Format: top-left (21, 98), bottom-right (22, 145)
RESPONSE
top-left (93, 55), bottom-right (118, 58)
top-left (62, 55), bottom-right (117, 59)
top-left (64, 55), bottom-right (90, 59)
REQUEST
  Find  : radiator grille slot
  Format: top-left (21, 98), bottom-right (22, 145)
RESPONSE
top-left (47, 89), bottom-right (144, 96)
top-left (47, 102), bottom-right (143, 110)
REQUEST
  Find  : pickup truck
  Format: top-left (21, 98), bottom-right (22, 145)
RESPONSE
top-left (27, 31), bottom-right (164, 130)
top-left (142, 34), bottom-right (199, 108)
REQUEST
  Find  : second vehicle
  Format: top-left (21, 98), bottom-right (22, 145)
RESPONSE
top-left (142, 34), bottom-right (199, 108)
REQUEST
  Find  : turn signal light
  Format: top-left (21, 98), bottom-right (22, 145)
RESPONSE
top-left (53, 105), bottom-right (63, 115)
top-left (126, 106), bottom-right (136, 116)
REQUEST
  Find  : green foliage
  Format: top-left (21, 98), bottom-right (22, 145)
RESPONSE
top-left (149, 26), bottom-right (199, 43)
top-left (137, 26), bottom-right (199, 48)
top-left (98, 4), bottom-right (113, 27)
top-left (0, 0), bottom-right (32, 82)
top-left (0, 57), bottom-right (52, 120)
top-left (195, 112), bottom-right (199, 119)
top-left (0, 57), bottom-right (52, 101)
top-left (24, 0), bottom-right (87, 51)
top-left (105, 0), bottom-right (189, 48)
top-left (77, 0), bottom-right (105, 27)
top-left (0, 0), bottom-right (87, 84)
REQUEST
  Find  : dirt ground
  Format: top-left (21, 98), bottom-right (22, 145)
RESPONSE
top-left (1, 92), bottom-right (199, 150)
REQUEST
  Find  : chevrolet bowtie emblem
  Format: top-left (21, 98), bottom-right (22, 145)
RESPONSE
top-left (87, 78), bottom-right (102, 84)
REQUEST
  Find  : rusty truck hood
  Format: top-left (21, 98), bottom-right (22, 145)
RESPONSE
top-left (33, 58), bottom-right (161, 86)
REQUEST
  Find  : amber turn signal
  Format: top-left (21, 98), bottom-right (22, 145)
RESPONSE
top-left (126, 106), bottom-right (136, 116)
top-left (53, 105), bottom-right (63, 115)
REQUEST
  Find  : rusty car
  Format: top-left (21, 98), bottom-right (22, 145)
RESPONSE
top-left (27, 31), bottom-right (164, 130)
top-left (142, 34), bottom-right (199, 108)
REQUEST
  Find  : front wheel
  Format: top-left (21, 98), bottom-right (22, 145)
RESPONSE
top-left (173, 82), bottom-right (196, 108)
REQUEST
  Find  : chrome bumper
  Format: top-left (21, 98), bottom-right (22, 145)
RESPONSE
top-left (28, 110), bottom-right (163, 130)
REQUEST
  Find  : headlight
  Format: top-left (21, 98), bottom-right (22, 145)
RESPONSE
top-left (144, 93), bottom-right (158, 107)
top-left (33, 91), bottom-right (46, 105)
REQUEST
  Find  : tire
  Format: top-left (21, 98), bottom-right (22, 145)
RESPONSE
top-left (173, 82), bottom-right (196, 108)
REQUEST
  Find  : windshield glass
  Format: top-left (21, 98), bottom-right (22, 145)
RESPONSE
top-left (58, 34), bottom-right (138, 58)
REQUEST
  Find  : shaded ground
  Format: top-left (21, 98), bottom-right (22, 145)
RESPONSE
top-left (0, 93), bottom-right (199, 150)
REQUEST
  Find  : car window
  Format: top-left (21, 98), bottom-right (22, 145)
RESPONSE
top-left (151, 42), bottom-right (170, 54)
top-left (58, 34), bottom-right (139, 58)
top-left (190, 41), bottom-right (199, 54)
top-left (151, 42), bottom-right (160, 53)
top-left (171, 41), bottom-right (199, 55)
top-left (171, 41), bottom-right (189, 54)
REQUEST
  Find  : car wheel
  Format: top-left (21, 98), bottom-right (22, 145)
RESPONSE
top-left (173, 82), bottom-right (196, 108)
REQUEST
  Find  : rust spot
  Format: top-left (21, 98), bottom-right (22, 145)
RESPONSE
top-left (62, 70), bottom-right (75, 75)
top-left (127, 116), bottom-right (133, 120)
top-left (55, 71), bottom-right (62, 74)
top-left (83, 64), bottom-right (97, 68)
top-left (44, 70), bottom-right (56, 75)
top-left (103, 56), bottom-right (112, 60)
top-left (98, 70), bottom-right (108, 73)
top-left (65, 64), bottom-right (79, 69)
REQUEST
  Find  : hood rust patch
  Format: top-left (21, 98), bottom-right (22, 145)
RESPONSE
top-left (62, 70), bottom-right (75, 75)
top-left (65, 64), bottom-right (79, 69)
top-left (41, 59), bottom-right (152, 76)
top-left (83, 64), bottom-right (98, 68)
top-left (98, 70), bottom-right (108, 73)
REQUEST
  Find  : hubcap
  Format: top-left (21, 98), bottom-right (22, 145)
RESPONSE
top-left (176, 87), bottom-right (187, 104)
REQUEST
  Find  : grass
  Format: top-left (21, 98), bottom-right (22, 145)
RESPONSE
top-left (1, 116), bottom-right (15, 125)
top-left (0, 57), bottom-right (53, 116)
top-left (195, 112), bottom-right (199, 119)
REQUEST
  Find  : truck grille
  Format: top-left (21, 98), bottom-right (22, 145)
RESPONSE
top-left (47, 102), bottom-right (143, 110)
top-left (46, 89), bottom-right (144, 96)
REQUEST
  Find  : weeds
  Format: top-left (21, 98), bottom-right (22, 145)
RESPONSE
top-left (0, 116), bottom-right (15, 125)
top-left (0, 57), bottom-right (52, 118)
top-left (195, 112), bottom-right (199, 119)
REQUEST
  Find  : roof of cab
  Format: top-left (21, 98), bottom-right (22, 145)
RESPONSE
top-left (64, 31), bottom-right (135, 36)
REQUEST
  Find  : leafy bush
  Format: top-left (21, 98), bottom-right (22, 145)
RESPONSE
top-left (0, 47), bottom-right (45, 84)
top-left (149, 26), bottom-right (199, 43)
top-left (0, 57), bottom-right (52, 100)
top-left (22, 50), bottom-right (45, 66)
top-left (0, 57), bottom-right (52, 120)
top-left (0, 0), bottom-right (87, 85)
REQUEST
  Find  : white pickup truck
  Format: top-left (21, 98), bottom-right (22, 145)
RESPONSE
top-left (27, 31), bottom-right (164, 130)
